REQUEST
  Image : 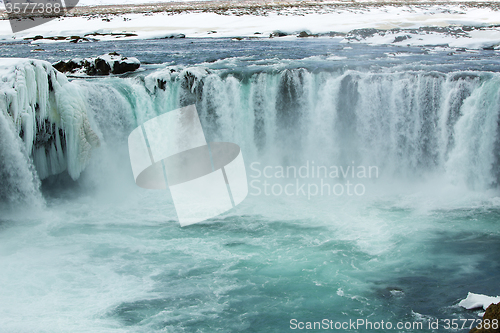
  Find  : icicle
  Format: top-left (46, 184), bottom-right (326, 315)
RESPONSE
top-left (0, 58), bottom-right (101, 192)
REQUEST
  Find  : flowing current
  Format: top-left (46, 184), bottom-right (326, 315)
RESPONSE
top-left (1, 39), bottom-right (500, 332)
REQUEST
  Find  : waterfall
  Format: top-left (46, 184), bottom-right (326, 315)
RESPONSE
top-left (1, 60), bottom-right (499, 204)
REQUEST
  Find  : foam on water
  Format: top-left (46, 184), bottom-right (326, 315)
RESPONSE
top-left (1, 45), bottom-right (500, 331)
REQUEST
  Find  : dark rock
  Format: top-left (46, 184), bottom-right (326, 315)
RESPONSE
top-left (53, 53), bottom-right (140, 76)
top-left (34, 119), bottom-right (65, 152)
top-left (470, 302), bottom-right (500, 333)
top-left (393, 35), bottom-right (411, 43)
top-left (350, 28), bottom-right (379, 39)
top-left (53, 59), bottom-right (82, 73)
top-left (270, 31), bottom-right (287, 38)
top-left (84, 32), bottom-right (138, 38)
top-left (24, 35), bottom-right (84, 42)
top-left (298, 31), bottom-right (318, 38)
top-left (157, 79), bottom-right (166, 90)
top-left (49, 36), bottom-right (68, 41)
top-left (111, 58), bottom-right (140, 75)
top-left (328, 31), bottom-right (346, 37)
top-left (483, 45), bottom-right (498, 51)
top-left (93, 58), bottom-right (111, 75)
top-left (47, 74), bottom-right (54, 92)
top-left (164, 33), bottom-right (185, 39)
top-left (69, 36), bottom-right (90, 43)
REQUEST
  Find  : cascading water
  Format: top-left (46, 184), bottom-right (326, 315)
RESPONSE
top-left (1, 61), bottom-right (500, 201)
top-left (1, 49), bottom-right (500, 332)
top-left (76, 67), bottom-right (500, 191)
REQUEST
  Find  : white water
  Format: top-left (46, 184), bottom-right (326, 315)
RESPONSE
top-left (1, 60), bottom-right (500, 332)
top-left (2, 61), bottom-right (500, 203)
top-left (81, 67), bottom-right (500, 191)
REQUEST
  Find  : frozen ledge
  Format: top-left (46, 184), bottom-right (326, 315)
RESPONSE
top-left (0, 58), bottom-right (100, 181)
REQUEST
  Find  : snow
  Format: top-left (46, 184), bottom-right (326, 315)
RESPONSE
top-left (351, 27), bottom-right (500, 49)
top-left (144, 67), bottom-right (171, 93)
top-left (0, 58), bottom-right (100, 180)
top-left (98, 53), bottom-right (139, 66)
top-left (459, 292), bottom-right (500, 310)
top-left (0, 0), bottom-right (493, 4)
top-left (74, 0), bottom-right (495, 5)
top-left (0, 3), bottom-right (499, 49)
top-left (76, 0), bottom-right (211, 5)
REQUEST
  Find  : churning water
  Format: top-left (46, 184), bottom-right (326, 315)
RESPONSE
top-left (1, 38), bottom-right (500, 332)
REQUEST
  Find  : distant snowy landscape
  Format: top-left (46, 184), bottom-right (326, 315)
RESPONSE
top-left (1, 1), bottom-right (500, 49)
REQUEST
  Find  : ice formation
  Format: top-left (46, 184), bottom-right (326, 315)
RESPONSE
top-left (0, 58), bottom-right (100, 199)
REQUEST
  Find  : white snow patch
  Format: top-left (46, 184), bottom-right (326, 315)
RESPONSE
top-left (144, 67), bottom-right (171, 93)
top-left (97, 53), bottom-right (140, 67)
top-left (459, 292), bottom-right (500, 310)
top-left (0, 5), bottom-right (499, 48)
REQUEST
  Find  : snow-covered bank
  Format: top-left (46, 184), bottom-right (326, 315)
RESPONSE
top-left (1, 3), bottom-right (500, 49)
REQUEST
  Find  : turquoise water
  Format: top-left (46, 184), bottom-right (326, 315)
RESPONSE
top-left (1, 39), bottom-right (500, 332)
top-left (2, 190), bottom-right (499, 332)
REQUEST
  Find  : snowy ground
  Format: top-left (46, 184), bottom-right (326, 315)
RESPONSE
top-left (0, 1), bottom-right (500, 49)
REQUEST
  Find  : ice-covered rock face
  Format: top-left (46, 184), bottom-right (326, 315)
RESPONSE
top-left (0, 58), bottom-right (100, 203)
